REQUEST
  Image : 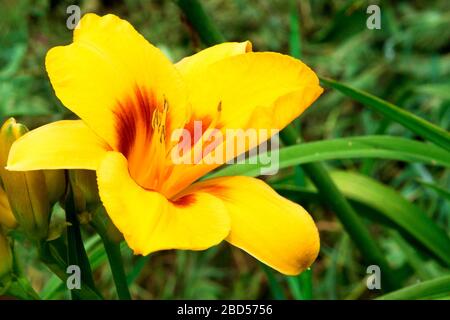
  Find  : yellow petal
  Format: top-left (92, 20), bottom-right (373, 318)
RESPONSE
top-left (46, 13), bottom-right (188, 149)
top-left (97, 152), bottom-right (230, 255)
top-left (176, 41), bottom-right (252, 79)
top-left (7, 120), bottom-right (108, 171)
top-left (186, 176), bottom-right (320, 275)
top-left (184, 51), bottom-right (322, 130)
top-left (164, 52), bottom-right (323, 196)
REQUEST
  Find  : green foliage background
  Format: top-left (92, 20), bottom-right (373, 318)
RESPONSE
top-left (0, 0), bottom-right (449, 299)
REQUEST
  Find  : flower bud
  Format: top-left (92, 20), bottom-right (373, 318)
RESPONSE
top-left (0, 229), bottom-right (13, 280)
top-left (69, 170), bottom-right (100, 212)
top-left (0, 118), bottom-right (50, 240)
top-left (0, 185), bottom-right (17, 229)
top-left (44, 170), bottom-right (66, 205)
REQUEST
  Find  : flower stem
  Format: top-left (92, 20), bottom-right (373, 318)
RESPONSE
top-left (261, 263), bottom-right (286, 300)
top-left (174, 0), bottom-right (225, 46)
top-left (101, 236), bottom-right (131, 300)
top-left (64, 182), bottom-right (98, 299)
top-left (92, 207), bottom-right (131, 300)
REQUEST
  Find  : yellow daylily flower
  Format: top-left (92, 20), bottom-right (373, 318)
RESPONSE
top-left (7, 14), bottom-right (323, 275)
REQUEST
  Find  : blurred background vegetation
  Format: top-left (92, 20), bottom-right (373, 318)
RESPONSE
top-left (0, 0), bottom-right (449, 299)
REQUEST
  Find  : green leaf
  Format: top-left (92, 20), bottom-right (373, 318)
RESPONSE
top-left (208, 136), bottom-right (450, 179)
top-left (416, 180), bottom-right (450, 202)
top-left (415, 83), bottom-right (450, 100)
top-left (288, 0), bottom-right (302, 59)
top-left (286, 268), bottom-right (313, 300)
top-left (174, 0), bottom-right (225, 46)
top-left (319, 77), bottom-right (450, 151)
top-left (41, 235), bottom-right (104, 299)
top-left (274, 171), bottom-right (450, 266)
top-left (299, 163), bottom-right (400, 291)
top-left (261, 264), bottom-right (286, 300)
top-left (377, 275), bottom-right (450, 300)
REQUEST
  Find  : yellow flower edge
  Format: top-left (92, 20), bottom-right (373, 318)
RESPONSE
top-left (7, 13), bottom-right (323, 275)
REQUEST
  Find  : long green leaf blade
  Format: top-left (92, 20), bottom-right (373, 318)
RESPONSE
top-left (274, 171), bottom-right (450, 266)
top-left (320, 77), bottom-right (450, 151)
top-left (377, 275), bottom-right (450, 300)
top-left (208, 136), bottom-right (450, 179)
top-left (330, 171), bottom-right (450, 266)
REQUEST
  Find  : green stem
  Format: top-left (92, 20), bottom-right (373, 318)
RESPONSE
top-left (92, 208), bottom-right (131, 300)
top-left (299, 268), bottom-right (313, 299)
top-left (64, 183), bottom-right (98, 299)
top-left (102, 237), bottom-right (131, 300)
top-left (288, 0), bottom-right (302, 59)
top-left (286, 269), bottom-right (312, 300)
top-left (261, 264), bottom-right (286, 300)
top-left (175, 0), bottom-right (225, 46)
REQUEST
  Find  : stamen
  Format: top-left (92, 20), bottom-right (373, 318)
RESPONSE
top-left (183, 100), bottom-right (223, 165)
top-left (151, 97), bottom-right (169, 145)
top-left (115, 88), bottom-right (171, 191)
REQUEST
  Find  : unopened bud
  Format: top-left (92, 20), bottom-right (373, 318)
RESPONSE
top-left (69, 170), bottom-right (100, 212)
top-left (0, 118), bottom-right (50, 240)
top-left (0, 185), bottom-right (17, 229)
top-left (44, 170), bottom-right (66, 205)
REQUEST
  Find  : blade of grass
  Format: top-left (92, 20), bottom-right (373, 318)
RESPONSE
top-left (64, 184), bottom-right (98, 300)
top-left (289, 0), bottom-right (302, 60)
top-left (208, 135), bottom-right (450, 179)
top-left (273, 171), bottom-right (450, 266)
top-left (174, 0), bottom-right (225, 46)
top-left (287, 4), bottom-right (313, 300)
top-left (320, 77), bottom-right (450, 151)
top-left (344, 278), bottom-right (369, 300)
top-left (261, 264), bottom-right (286, 300)
top-left (299, 268), bottom-right (313, 299)
top-left (4, 276), bottom-right (41, 300)
top-left (41, 237), bottom-right (126, 299)
top-left (391, 231), bottom-right (435, 280)
top-left (127, 256), bottom-right (149, 285)
top-left (38, 240), bottom-right (102, 300)
top-left (377, 275), bottom-right (450, 300)
top-left (286, 276), bottom-right (303, 300)
top-left (287, 268), bottom-right (313, 300)
top-left (416, 179), bottom-right (450, 202)
top-left (329, 171), bottom-right (450, 266)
